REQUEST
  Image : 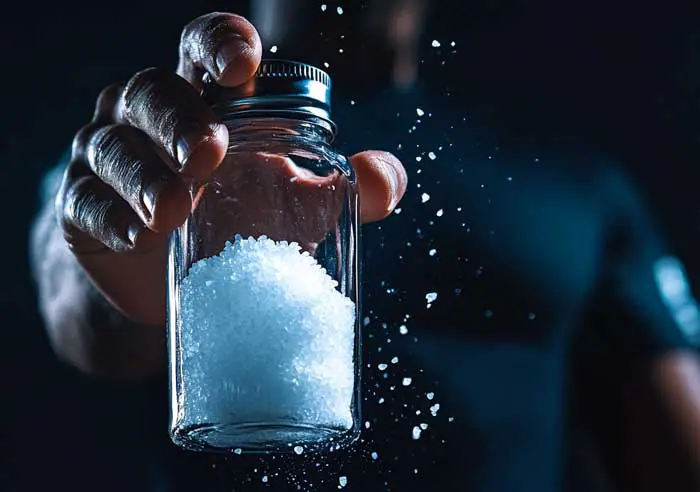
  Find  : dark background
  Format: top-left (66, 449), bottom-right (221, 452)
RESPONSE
top-left (1, 0), bottom-right (700, 488)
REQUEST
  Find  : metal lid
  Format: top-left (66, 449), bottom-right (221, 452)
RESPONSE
top-left (202, 59), bottom-right (334, 130)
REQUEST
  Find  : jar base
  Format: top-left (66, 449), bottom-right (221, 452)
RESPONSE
top-left (171, 422), bottom-right (357, 453)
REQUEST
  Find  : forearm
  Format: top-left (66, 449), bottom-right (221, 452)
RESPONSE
top-left (30, 179), bottom-right (165, 381)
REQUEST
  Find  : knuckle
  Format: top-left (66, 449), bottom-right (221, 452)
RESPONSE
top-left (122, 67), bottom-right (168, 120)
top-left (71, 122), bottom-right (101, 161)
top-left (86, 123), bottom-right (131, 173)
top-left (94, 82), bottom-right (125, 123)
top-left (181, 12), bottom-right (248, 54)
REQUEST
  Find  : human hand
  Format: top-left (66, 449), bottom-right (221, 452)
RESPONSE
top-left (56, 12), bottom-right (407, 326)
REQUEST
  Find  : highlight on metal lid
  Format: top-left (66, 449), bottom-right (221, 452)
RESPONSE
top-left (202, 59), bottom-right (334, 129)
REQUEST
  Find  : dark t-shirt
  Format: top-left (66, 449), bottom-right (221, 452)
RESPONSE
top-left (32, 87), bottom-right (699, 492)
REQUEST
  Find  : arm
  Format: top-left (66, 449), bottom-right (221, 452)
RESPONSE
top-left (574, 165), bottom-right (700, 490)
top-left (29, 159), bottom-right (165, 381)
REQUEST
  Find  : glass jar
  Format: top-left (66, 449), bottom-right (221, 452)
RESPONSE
top-left (167, 60), bottom-right (361, 453)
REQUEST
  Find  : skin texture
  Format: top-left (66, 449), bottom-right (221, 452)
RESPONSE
top-left (51, 12), bottom-right (406, 376)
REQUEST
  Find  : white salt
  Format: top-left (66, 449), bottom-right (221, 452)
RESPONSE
top-left (412, 426), bottom-right (422, 440)
top-left (399, 325), bottom-right (408, 335)
top-left (430, 403), bottom-right (441, 416)
top-left (402, 377), bottom-right (412, 386)
top-left (294, 445), bottom-right (305, 455)
top-left (426, 392), bottom-right (435, 400)
top-left (421, 193), bottom-right (431, 203)
top-left (179, 235), bottom-right (356, 434)
top-left (426, 292), bottom-right (438, 303)
top-left (371, 451), bottom-right (379, 460)
top-left (339, 476), bottom-right (348, 487)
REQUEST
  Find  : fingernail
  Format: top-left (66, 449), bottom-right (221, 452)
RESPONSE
top-left (215, 37), bottom-right (249, 77)
top-left (142, 180), bottom-right (165, 219)
top-left (127, 221), bottom-right (142, 247)
top-left (176, 137), bottom-right (194, 167)
top-left (383, 160), bottom-right (400, 211)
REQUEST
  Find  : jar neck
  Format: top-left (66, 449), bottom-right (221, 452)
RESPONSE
top-left (221, 115), bottom-right (336, 147)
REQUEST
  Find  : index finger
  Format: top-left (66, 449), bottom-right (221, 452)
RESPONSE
top-left (176, 12), bottom-right (263, 90)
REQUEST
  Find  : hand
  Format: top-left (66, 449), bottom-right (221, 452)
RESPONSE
top-left (56, 12), bottom-right (408, 327)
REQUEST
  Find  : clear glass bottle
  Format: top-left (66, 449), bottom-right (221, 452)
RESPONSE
top-left (167, 60), bottom-right (361, 453)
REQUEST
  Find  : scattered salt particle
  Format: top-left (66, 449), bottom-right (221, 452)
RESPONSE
top-left (363, 316), bottom-right (370, 326)
top-left (412, 426), bottom-right (422, 440)
top-left (451, 41), bottom-right (456, 47)
top-left (378, 363), bottom-right (388, 371)
top-left (416, 108), bottom-right (424, 116)
top-left (321, 4), bottom-right (327, 10)
top-left (205, 280), bottom-right (214, 287)
top-left (430, 403), bottom-right (441, 416)
top-left (233, 448), bottom-right (242, 454)
top-left (270, 45), bottom-right (278, 53)
top-left (507, 176), bottom-right (513, 182)
top-left (262, 476), bottom-right (269, 483)
top-left (350, 100), bottom-right (355, 105)
top-left (428, 152), bottom-right (436, 160)
top-left (429, 249), bottom-right (437, 256)
top-left (399, 325), bottom-right (408, 335)
top-left (391, 356), bottom-right (399, 364)
top-left (416, 410), bottom-right (421, 415)
top-left (339, 476), bottom-right (348, 488)
top-left (371, 451), bottom-right (379, 460)
top-left (457, 206), bottom-right (462, 211)
top-left (436, 209), bottom-right (444, 217)
top-left (365, 421), bottom-right (371, 429)
top-left (324, 62), bottom-right (330, 68)
top-left (378, 397), bottom-right (385, 404)
top-left (448, 417), bottom-right (455, 422)
top-left (402, 377), bottom-right (412, 386)
top-left (426, 392), bottom-right (435, 400)
top-left (337, 6), bottom-right (344, 14)
top-left (420, 423), bottom-right (429, 430)
top-left (426, 292), bottom-right (438, 303)
top-left (421, 193), bottom-right (431, 203)
top-left (338, 48), bottom-right (344, 53)
top-left (414, 469), bottom-right (419, 474)
top-left (432, 40), bottom-right (441, 47)
top-left (294, 446), bottom-right (304, 455)
top-left (416, 156), bottom-right (422, 162)
top-left (528, 312), bottom-right (536, 320)
top-left (394, 208), bottom-right (402, 214)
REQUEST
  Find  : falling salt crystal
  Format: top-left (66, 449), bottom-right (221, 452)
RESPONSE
top-left (430, 403), bottom-right (441, 416)
top-left (448, 417), bottom-right (454, 422)
top-left (421, 193), bottom-right (431, 203)
top-left (270, 45), bottom-right (278, 53)
top-left (337, 6), bottom-right (344, 14)
top-left (426, 292), bottom-right (438, 303)
top-left (321, 3), bottom-right (327, 10)
top-left (436, 209), bottom-right (444, 217)
top-left (378, 397), bottom-right (385, 404)
top-left (262, 476), bottom-right (269, 483)
top-left (451, 41), bottom-right (456, 47)
top-left (371, 451), bottom-right (379, 460)
top-left (428, 152), bottom-right (436, 160)
top-left (394, 208), bottom-right (402, 214)
top-left (420, 423), bottom-right (429, 430)
top-left (431, 40), bottom-right (441, 47)
top-left (416, 156), bottom-right (422, 162)
top-left (528, 312), bottom-right (536, 320)
top-left (416, 108), bottom-right (425, 116)
top-left (350, 100), bottom-right (355, 105)
top-left (428, 249), bottom-right (437, 256)
top-left (365, 421), bottom-right (371, 429)
top-left (402, 377), bottom-right (412, 386)
top-left (378, 363), bottom-right (388, 371)
top-left (324, 62), bottom-right (330, 68)
top-left (234, 448), bottom-right (242, 454)
top-left (339, 476), bottom-right (348, 488)
top-left (293, 446), bottom-right (304, 455)
top-left (426, 392), bottom-right (435, 400)
top-left (399, 325), bottom-right (408, 334)
top-left (363, 316), bottom-right (370, 326)
top-left (412, 426), bottom-right (422, 440)
top-left (391, 356), bottom-right (399, 364)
